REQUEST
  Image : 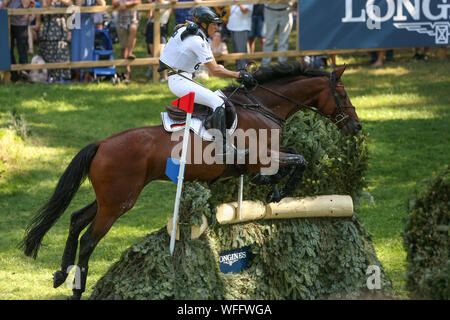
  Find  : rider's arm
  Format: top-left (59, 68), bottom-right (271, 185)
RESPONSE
top-left (204, 58), bottom-right (239, 79)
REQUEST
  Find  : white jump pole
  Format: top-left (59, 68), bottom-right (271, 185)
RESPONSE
top-left (169, 104), bottom-right (193, 256)
top-left (238, 174), bottom-right (244, 220)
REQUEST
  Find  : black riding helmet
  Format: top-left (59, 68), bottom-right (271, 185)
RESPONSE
top-left (179, 7), bottom-right (223, 41)
top-left (193, 6), bottom-right (223, 27)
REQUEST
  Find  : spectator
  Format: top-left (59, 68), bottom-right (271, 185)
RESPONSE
top-left (37, 0), bottom-right (73, 83)
top-left (302, 54), bottom-right (327, 69)
top-left (27, 0), bottom-right (40, 55)
top-left (72, 0), bottom-right (106, 83)
top-left (214, 5), bottom-right (230, 41)
top-left (227, 4), bottom-right (253, 71)
top-left (261, 1), bottom-right (294, 67)
top-left (330, 54), bottom-right (336, 68)
top-left (3, 0), bottom-right (32, 81)
top-left (211, 30), bottom-right (228, 66)
top-left (102, 12), bottom-right (119, 42)
top-left (369, 50), bottom-right (394, 67)
top-left (171, 0), bottom-right (201, 26)
top-left (248, 4), bottom-right (264, 54)
top-left (112, 0), bottom-right (141, 83)
top-left (413, 47), bottom-right (430, 61)
top-left (145, 0), bottom-right (170, 81)
top-left (371, 51), bottom-right (384, 68)
top-left (93, 12), bottom-right (104, 29)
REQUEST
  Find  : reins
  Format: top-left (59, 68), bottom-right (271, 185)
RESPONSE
top-left (227, 90), bottom-right (286, 128)
top-left (257, 83), bottom-right (325, 117)
top-left (252, 71), bottom-right (356, 127)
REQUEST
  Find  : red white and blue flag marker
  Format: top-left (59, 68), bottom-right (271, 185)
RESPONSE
top-left (165, 92), bottom-right (195, 256)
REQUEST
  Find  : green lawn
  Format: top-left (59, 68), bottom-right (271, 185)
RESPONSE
top-left (1, 47), bottom-right (449, 299)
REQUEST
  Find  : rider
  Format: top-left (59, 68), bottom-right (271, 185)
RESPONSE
top-left (159, 6), bottom-right (256, 158)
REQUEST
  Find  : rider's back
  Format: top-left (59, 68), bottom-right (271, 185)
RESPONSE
top-left (160, 26), bottom-right (213, 74)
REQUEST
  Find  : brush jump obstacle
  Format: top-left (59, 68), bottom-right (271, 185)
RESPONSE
top-left (90, 181), bottom-right (393, 300)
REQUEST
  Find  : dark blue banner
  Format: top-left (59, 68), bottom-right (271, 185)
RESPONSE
top-left (0, 9), bottom-right (11, 71)
top-left (298, 0), bottom-right (450, 50)
top-left (219, 246), bottom-right (250, 274)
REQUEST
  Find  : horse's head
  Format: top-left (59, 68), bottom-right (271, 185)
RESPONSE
top-left (315, 66), bottom-right (362, 136)
top-left (245, 62), bottom-right (362, 135)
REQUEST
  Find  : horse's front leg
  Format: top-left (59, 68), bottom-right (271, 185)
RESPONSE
top-left (251, 165), bottom-right (291, 185)
top-left (251, 146), bottom-right (307, 202)
top-left (266, 149), bottom-right (307, 202)
top-left (250, 145), bottom-right (297, 185)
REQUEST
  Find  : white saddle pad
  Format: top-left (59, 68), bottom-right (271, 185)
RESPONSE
top-left (161, 111), bottom-right (237, 141)
top-left (161, 90), bottom-right (237, 141)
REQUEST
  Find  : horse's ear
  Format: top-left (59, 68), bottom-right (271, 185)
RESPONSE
top-left (335, 65), bottom-right (347, 80)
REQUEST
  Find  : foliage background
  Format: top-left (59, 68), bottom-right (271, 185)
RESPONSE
top-left (403, 166), bottom-right (449, 300)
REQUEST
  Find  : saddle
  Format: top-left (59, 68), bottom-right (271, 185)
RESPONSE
top-left (166, 100), bottom-right (237, 130)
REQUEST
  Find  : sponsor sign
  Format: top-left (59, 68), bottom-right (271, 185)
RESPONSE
top-left (298, 0), bottom-right (450, 50)
top-left (219, 246), bottom-right (250, 274)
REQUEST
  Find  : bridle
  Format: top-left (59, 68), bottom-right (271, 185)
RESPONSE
top-left (254, 70), bottom-right (356, 128)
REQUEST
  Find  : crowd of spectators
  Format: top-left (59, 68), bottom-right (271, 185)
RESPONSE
top-left (2, 0), bottom-right (437, 84)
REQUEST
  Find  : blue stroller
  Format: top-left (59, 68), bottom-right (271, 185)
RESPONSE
top-left (93, 29), bottom-right (120, 84)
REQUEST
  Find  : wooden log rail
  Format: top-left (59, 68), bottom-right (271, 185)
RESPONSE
top-left (215, 195), bottom-right (354, 225)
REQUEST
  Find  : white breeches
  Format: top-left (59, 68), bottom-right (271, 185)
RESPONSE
top-left (168, 72), bottom-right (225, 110)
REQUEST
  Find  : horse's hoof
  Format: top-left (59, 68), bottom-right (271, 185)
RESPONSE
top-left (266, 187), bottom-right (282, 203)
top-left (53, 270), bottom-right (67, 288)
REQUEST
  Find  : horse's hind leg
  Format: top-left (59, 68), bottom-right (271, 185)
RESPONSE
top-left (53, 201), bottom-right (97, 288)
top-left (68, 200), bottom-right (140, 300)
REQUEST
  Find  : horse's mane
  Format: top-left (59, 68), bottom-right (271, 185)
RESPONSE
top-left (224, 61), bottom-right (330, 91)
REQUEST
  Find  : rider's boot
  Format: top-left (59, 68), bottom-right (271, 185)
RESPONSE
top-left (205, 107), bottom-right (248, 164)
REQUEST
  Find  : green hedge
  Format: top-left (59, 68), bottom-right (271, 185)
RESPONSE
top-left (90, 111), bottom-right (393, 300)
top-left (403, 166), bottom-right (449, 300)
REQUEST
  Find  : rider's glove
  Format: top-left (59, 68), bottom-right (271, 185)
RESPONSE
top-left (237, 70), bottom-right (258, 90)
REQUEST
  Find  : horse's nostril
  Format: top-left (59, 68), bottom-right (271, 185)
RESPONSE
top-left (356, 123), bottom-right (362, 130)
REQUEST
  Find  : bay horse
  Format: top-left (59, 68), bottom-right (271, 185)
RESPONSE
top-left (20, 62), bottom-right (362, 299)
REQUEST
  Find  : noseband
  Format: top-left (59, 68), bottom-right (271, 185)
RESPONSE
top-left (326, 71), bottom-right (356, 127)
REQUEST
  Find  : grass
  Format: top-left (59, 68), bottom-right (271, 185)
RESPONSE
top-left (1, 42), bottom-right (449, 299)
top-left (342, 54), bottom-right (450, 298)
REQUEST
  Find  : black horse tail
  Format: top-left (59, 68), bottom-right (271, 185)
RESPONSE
top-left (20, 143), bottom-right (100, 259)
